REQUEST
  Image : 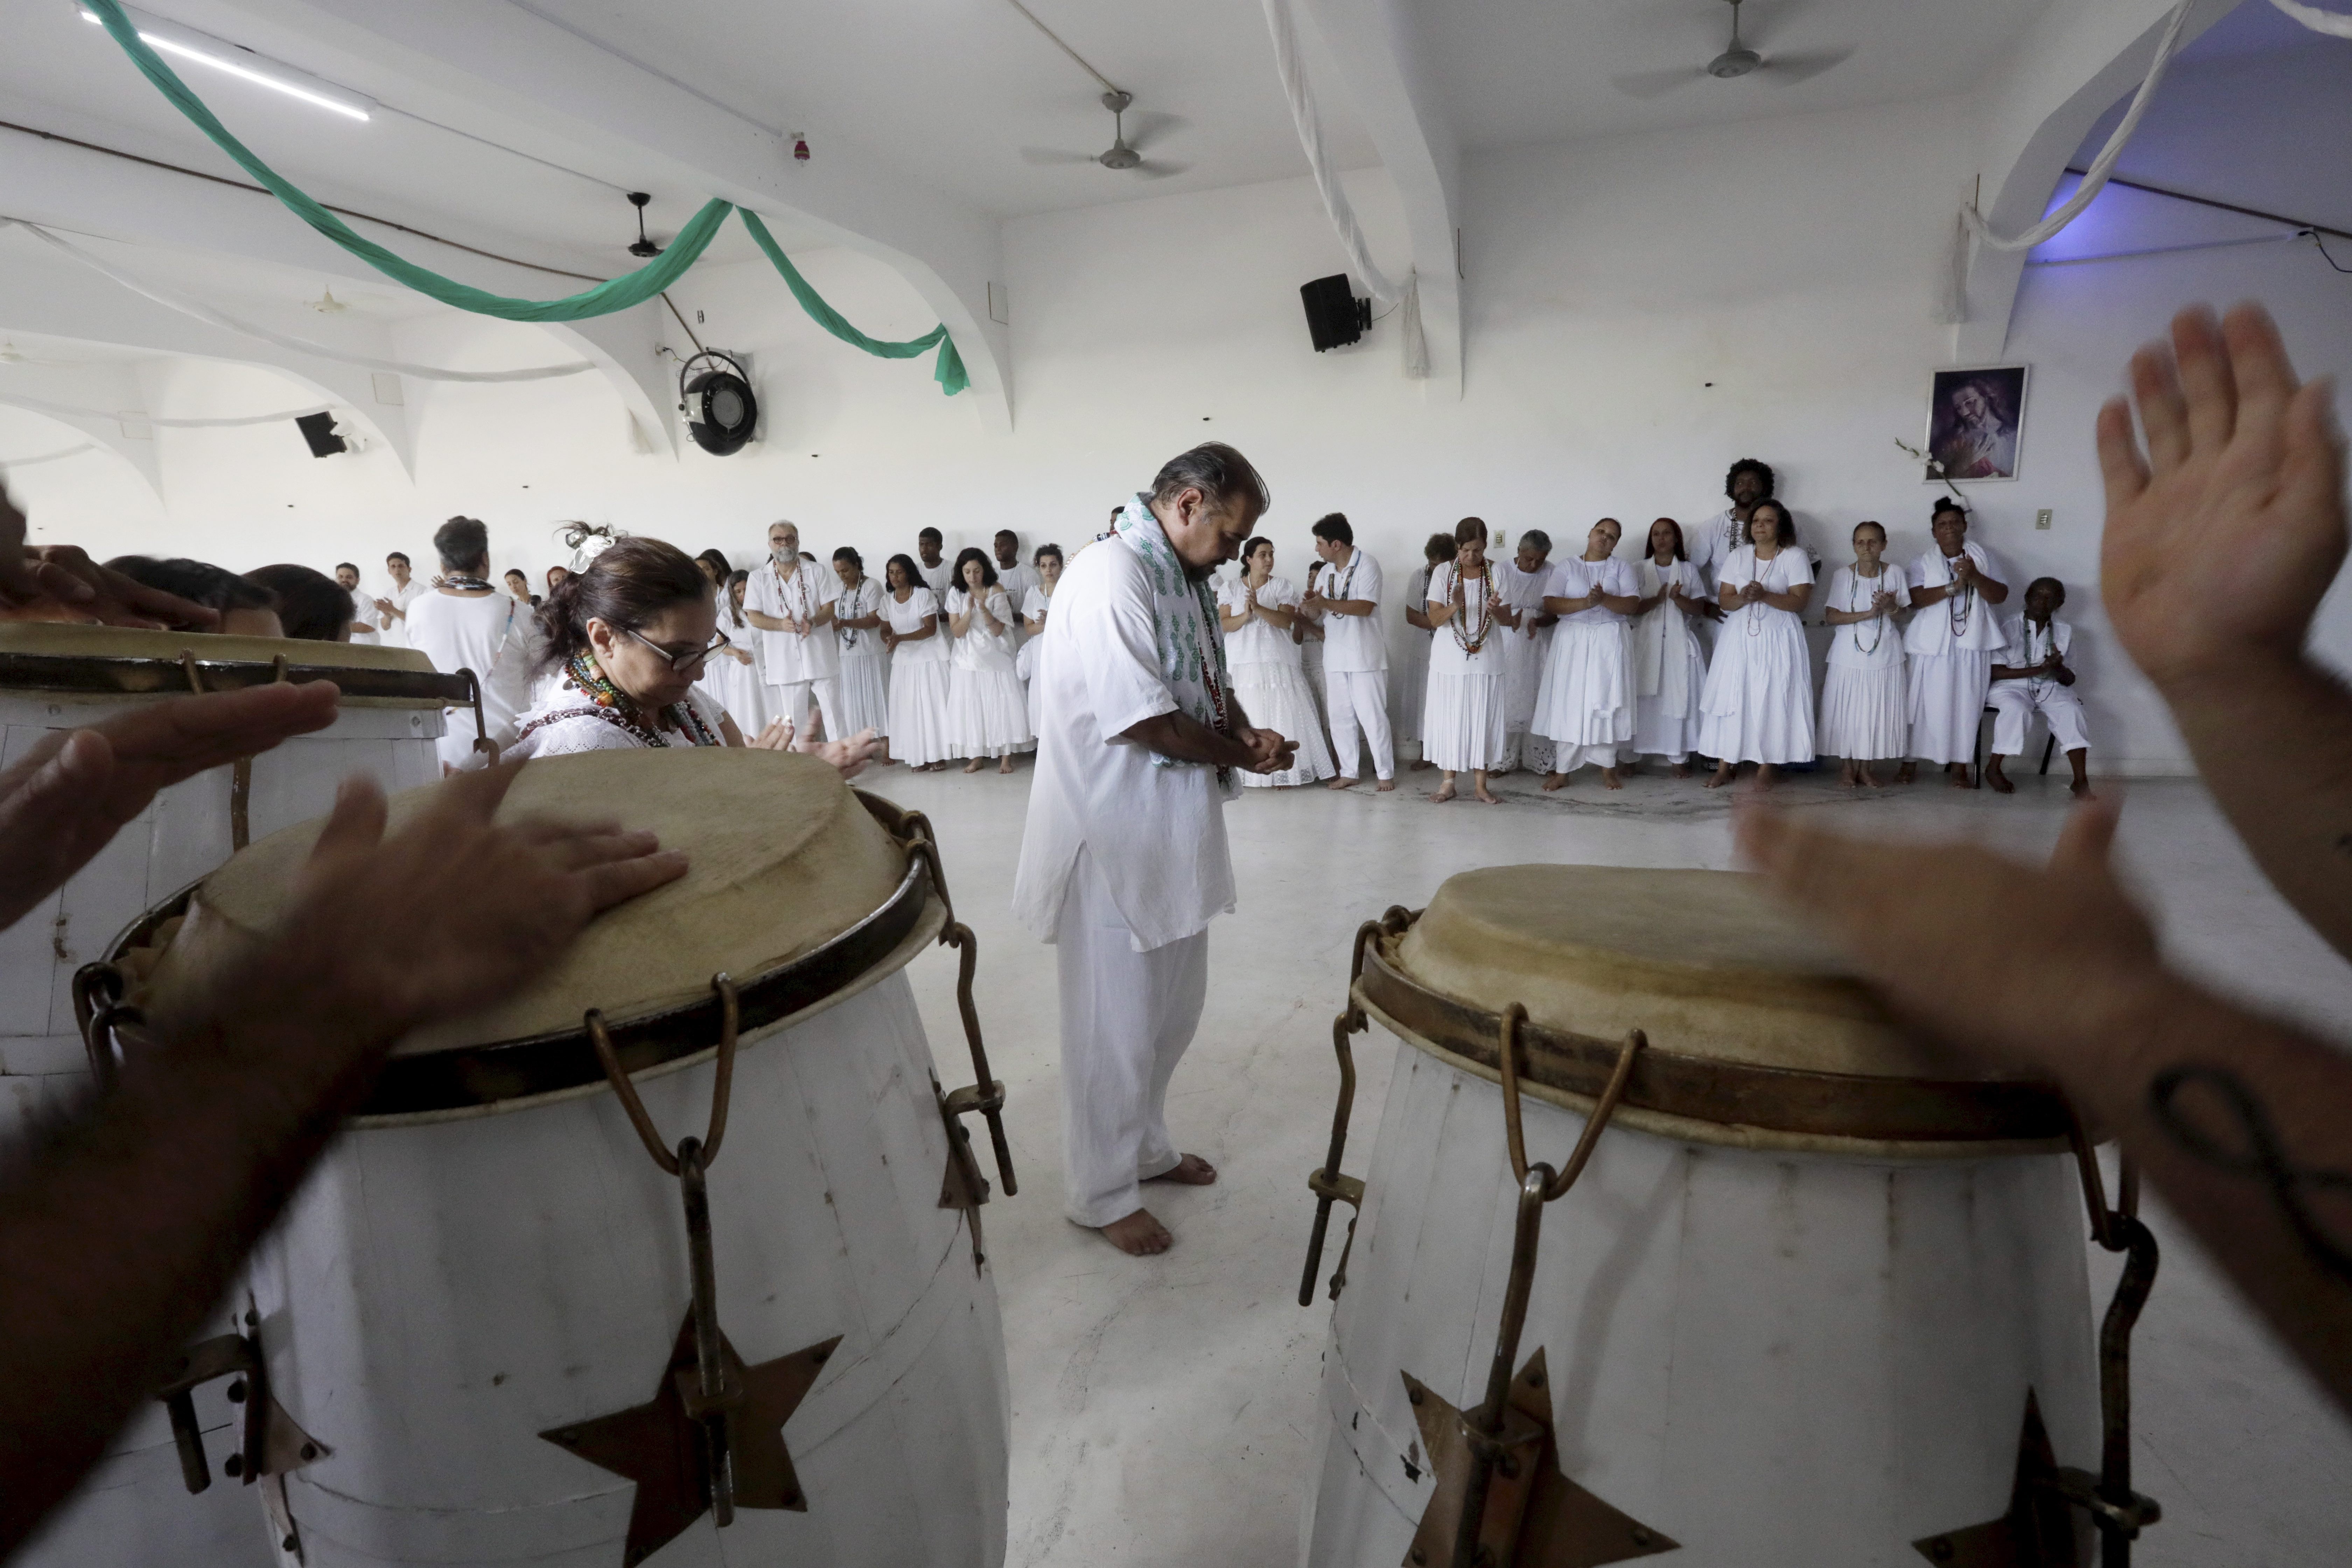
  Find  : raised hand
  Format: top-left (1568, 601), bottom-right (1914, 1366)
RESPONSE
top-left (0, 683), bottom-right (339, 930)
top-left (2098, 303), bottom-right (2347, 693)
top-left (0, 484), bottom-right (217, 630)
top-left (746, 716), bottom-right (797, 751)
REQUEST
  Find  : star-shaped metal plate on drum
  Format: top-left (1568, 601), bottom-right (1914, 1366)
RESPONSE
top-left (539, 1313), bottom-right (841, 1567)
top-left (1911, 1390), bottom-right (2080, 1567)
top-left (1400, 1348), bottom-right (1677, 1568)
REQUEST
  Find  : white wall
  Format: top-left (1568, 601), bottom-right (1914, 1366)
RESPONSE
top-left (5, 88), bottom-right (2348, 771)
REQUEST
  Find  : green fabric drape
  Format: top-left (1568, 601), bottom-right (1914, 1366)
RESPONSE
top-left (83, 0), bottom-right (967, 391)
top-left (739, 211), bottom-right (967, 395)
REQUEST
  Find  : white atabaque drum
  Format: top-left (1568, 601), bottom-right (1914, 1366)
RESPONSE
top-left (4, 624), bottom-right (455, 1568)
top-left (1299, 867), bottom-right (2106, 1567)
top-left (121, 749), bottom-right (1011, 1568)
top-left (0, 623), bottom-right (454, 1141)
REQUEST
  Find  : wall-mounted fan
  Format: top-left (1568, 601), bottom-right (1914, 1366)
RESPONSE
top-left (1611, 0), bottom-right (1854, 98)
top-left (1021, 90), bottom-right (1186, 177)
top-left (677, 350), bottom-right (757, 457)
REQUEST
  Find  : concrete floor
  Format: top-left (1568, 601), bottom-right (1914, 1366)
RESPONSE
top-left (867, 760), bottom-right (2352, 1568)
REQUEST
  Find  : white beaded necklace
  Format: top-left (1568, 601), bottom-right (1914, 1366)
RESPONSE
top-left (1846, 562), bottom-right (1884, 656)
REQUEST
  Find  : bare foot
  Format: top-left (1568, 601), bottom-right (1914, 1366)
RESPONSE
top-left (1670, 763), bottom-right (1692, 779)
top-left (1097, 1209), bottom-right (1173, 1255)
top-left (1474, 782), bottom-right (1502, 804)
top-left (1948, 763), bottom-right (1978, 791)
top-left (1329, 776), bottom-right (1359, 791)
top-left (1410, 758), bottom-right (1434, 771)
top-left (1601, 767), bottom-right (1624, 791)
top-left (1840, 765), bottom-right (1863, 791)
top-left (1984, 759), bottom-right (2015, 794)
top-left (1146, 1153), bottom-right (1218, 1186)
top-left (1703, 763), bottom-right (1737, 789)
top-left (1895, 763), bottom-right (1917, 785)
top-left (2071, 777), bottom-right (2097, 798)
top-left (1374, 779), bottom-right (1396, 793)
top-left (1752, 763), bottom-right (1780, 792)
top-left (1430, 780), bottom-right (1458, 803)
top-left (1863, 767), bottom-right (1888, 789)
top-left (999, 755), bottom-right (1016, 774)
top-left (1541, 771), bottom-right (1569, 792)
top-left (962, 758), bottom-right (985, 774)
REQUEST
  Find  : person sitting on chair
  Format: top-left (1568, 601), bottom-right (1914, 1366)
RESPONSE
top-left (1985, 576), bottom-right (2092, 797)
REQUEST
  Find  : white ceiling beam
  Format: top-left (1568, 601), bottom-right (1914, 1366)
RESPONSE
top-left (1954, 0), bottom-right (2234, 360)
top-left (1298, 0), bottom-right (1463, 397)
top-left (198, 0), bottom-right (1014, 430)
top-left (0, 360), bottom-right (168, 504)
top-left (0, 126), bottom-right (681, 457)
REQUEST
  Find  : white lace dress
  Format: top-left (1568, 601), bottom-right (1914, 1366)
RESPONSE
top-left (946, 586), bottom-right (1035, 758)
top-left (833, 577), bottom-right (891, 738)
top-left (1217, 574), bottom-right (1335, 788)
top-left (884, 587), bottom-right (953, 766)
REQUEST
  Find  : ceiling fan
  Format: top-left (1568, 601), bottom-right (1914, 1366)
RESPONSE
top-left (1021, 90), bottom-right (1186, 177)
top-left (1611, 0), bottom-right (1854, 99)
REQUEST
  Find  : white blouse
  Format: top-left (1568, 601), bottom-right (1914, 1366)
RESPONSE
top-left (1903, 542), bottom-right (2007, 656)
top-left (1218, 574), bottom-right (1302, 667)
top-left (1631, 558), bottom-right (1705, 697)
top-left (1547, 556), bottom-right (1639, 627)
top-left (1825, 564), bottom-right (1911, 669)
top-left (1427, 561), bottom-right (1510, 675)
top-left (885, 586), bottom-right (949, 664)
top-left (1716, 545), bottom-right (1814, 634)
top-left (834, 578), bottom-right (886, 659)
top-left (947, 586), bottom-right (1019, 670)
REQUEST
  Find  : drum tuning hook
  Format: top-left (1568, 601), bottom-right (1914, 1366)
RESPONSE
top-left (1298, 915), bottom-right (1399, 1307)
top-left (1499, 1007), bottom-right (1645, 1204)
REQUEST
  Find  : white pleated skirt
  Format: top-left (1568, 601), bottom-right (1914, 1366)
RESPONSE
top-left (1422, 670), bottom-right (1510, 772)
top-left (888, 657), bottom-right (953, 765)
top-left (1393, 633), bottom-right (1430, 743)
top-left (836, 649), bottom-right (890, 737)
top-left (1530, 621), bottom-right (1634, 749)
top-left (1503, 626), bottom-right (1549, 730)
top-left (1233, 660), bottom-right (1336, 788)
top-left (948, 662), bottom-right (1035, 758)
top-left (699, 651), bottom-right (770, 737)
top-left (1820, 661), bottom-right (1909, 761)
top-left (1630, 647), bottom-right (1708, 762)
top-left (1695, 616), bottom-right (1816, 765)
top-left (1908, 650), bottom-right (1993, 764)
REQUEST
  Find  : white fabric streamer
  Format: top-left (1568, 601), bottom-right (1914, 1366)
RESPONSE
top-left (1260, 0), bottom-right (1429, 378)
top-left (0, 393), bottom-right (334, 428)
top-left (1962, 1), bottom-right (2192, 253)
top-left (2270, 0), bottom-right (2352, 38)
top-left (4, 219), bottom-right (597, 384)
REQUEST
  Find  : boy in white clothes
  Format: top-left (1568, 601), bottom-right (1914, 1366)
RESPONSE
top-left (1985, 576), bottom-right (2093, 797)
top-left (917, 527), bottom-right (955, 623)
top-left (993, 530), bottom-right (1041, 638)
top-left (744, 519), bottom-right (845, 739)
top-left (1899, 500), bottom-right (2010, 787)
top-left (1301, 512), bottom-right (1395, 791)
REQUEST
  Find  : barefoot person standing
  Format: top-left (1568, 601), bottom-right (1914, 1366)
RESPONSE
top-left (1012, 444), bottom-right (1295, 1255)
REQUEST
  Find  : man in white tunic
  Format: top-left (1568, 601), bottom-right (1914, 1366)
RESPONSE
top-left (743, 520), bottom-right (845, 739)
top-left (917, 527), bottom-right (955, 622)
top-left (1302, 513), bottom-right (1394, 791)
top-left (1686, 458), bottom-right (1775, 600)
top-left (1011, 443), bottom-right (1294, 1256)
top-left (373, 550), bottom-right (424, 647)
top-left (402, 517), bottom-right (537, 771)
top-left (993, 530), bottom-right (1041, 632)
top-left (334, 562), bottom-right (377, 644)
top-left (1900, 500), bottom-right (2010, 786)
top-left (1984, 576), bottom-right (2093, 796)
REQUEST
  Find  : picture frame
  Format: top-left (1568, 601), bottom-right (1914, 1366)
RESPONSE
top-left (1923, 365), bottom-right (2028, 483)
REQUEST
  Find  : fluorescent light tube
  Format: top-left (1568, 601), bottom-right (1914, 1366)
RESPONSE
top-left (83, 7), bottom-right (374, 121)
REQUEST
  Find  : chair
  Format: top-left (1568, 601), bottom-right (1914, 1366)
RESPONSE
top-left (1973, 705), bottom-right (2059, 786)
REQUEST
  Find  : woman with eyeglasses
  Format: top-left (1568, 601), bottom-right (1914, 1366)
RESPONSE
top-left (506, 537), bottom-right (875, 775)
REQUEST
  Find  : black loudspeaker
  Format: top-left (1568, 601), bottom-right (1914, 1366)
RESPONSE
top-left (293, 411), bottom-right (347, 458)
top-left (1300, 274), bottom-right (1370, 352)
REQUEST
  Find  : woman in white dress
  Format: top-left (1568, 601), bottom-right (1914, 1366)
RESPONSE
top-left (881, 553), bottom-right (952, 771)
top-left (695, 570), bottom-right (771, 736)
top-left (830, 546), bottom-right (892, 756)
top-left (1899, 500), bottom-right (2010, 788)
top-left (1295, 558), bottom-right (1330, 732)
top-left (1422, 517), bottom-right (1521, 805)
top-left (1397, 532), bottom-right (1456, 771)
top-left (1627, 518), bottom-right (1709, 776)
top-left (945, 547), bottom-right (1034, 774)
top-left (506, 536), bottom-right (873, 775)
top-left (1017, 543), bottom-right (1062, 730)
top-left (1217, 538), bottom-right (1337, 789)
top-left (1697, 498), bottom-right (1816, 790)
top-left (1818, 520), bottom-right (1911, 788)
top-left (1531, 518), bottom-right (1641, 790)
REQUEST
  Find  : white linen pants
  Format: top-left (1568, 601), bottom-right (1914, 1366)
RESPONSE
top-left (1989, 680), bottom-right (2090, 756)
top-left (770, 676), bottom-right (844, 742)
top-left (1056, 848), bottom-right (1210, 1227)
top-left (1326, 669), bottom-right (1395, 781)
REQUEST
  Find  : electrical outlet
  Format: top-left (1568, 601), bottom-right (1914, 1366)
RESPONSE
top-left (2034, 508), bottom-right (2053, 531)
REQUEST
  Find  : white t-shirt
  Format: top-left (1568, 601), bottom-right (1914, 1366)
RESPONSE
top-left (834, 578), bottom-right (886, 660)
top-left (918, 559), bottom-right (955, 608)
top-left (345, 587), bottom-right (379, 644)
top-left (885, 586), bottom-right (948, 664)
top-left (995, 562), bottom-right (1041, 630)
top-left (1715, 546), bottom-right (1814, 634)
top-left (1686, 509), bottom-right (1744, 587)
top-left (377, 579), bottom-right (425, 647)
top-left (1317, 547), bottom-right (1387, 674)
top-left (1824, 564), bottom-right (1911, 669)
top-left (1902, 543), bottom-right (2007, 656)
top-left (1022, 584), bottom-right (1054, 632)
top-left (1010, 537), bottom-right (1236, 951)
top-left (1996, 614), bottom-right (2073, 676)
top-left (744, 558), bottom-right (842, 683)
top-left (1404, 565), bottom-right (1435, 640)
top-left (1218, 575), bottom-right (1302, 668)
top-left (404, 588), bottom-right (538, 768)
top-left (1546, 556), bottom-right (1639, 626)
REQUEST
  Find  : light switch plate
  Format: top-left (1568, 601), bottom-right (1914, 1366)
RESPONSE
top-left (2034, 509), bottom-right (2053, 530)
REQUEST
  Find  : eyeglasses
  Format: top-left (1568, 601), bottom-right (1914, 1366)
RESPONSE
top-left (626, 626), bottom-right (730, 673)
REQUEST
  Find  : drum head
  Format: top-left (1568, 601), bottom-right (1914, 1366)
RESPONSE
top-left (0, 621), bottom-right (447, 706)
top-left (140, 749), bottom-right (909, 1057)
top-left (1396, 864), bottom-right (1938, 1079)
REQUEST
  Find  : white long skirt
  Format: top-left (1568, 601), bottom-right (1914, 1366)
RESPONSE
top-left (1503, 626), bottom-right (1549, 732)
top-left (1393, 632), bottom-right (1431, 744)
top-left (888, 658), bottom-right (953, 765)
top-left (1421, 670), bottom-right (1509, 772)
top-left (700, 650), bottom-right (770, 736)
top-left (837, 647), bottom-right (890, 738)
top-left (948, 662), bottom-right (1035, 758)
top-left (1820, 661), bottom-right (1909, 761)
top-left (1908, 650), bottom-right (1992, 764)
top-left (1631, 646), bottom-right (1709, 762)
top-left (1234, 660), bottom-right (1336, 788)
top-left (1530, 621), bottom-right (1633, 764)
top-left (1695, 616), bottom-right (1815, 765)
